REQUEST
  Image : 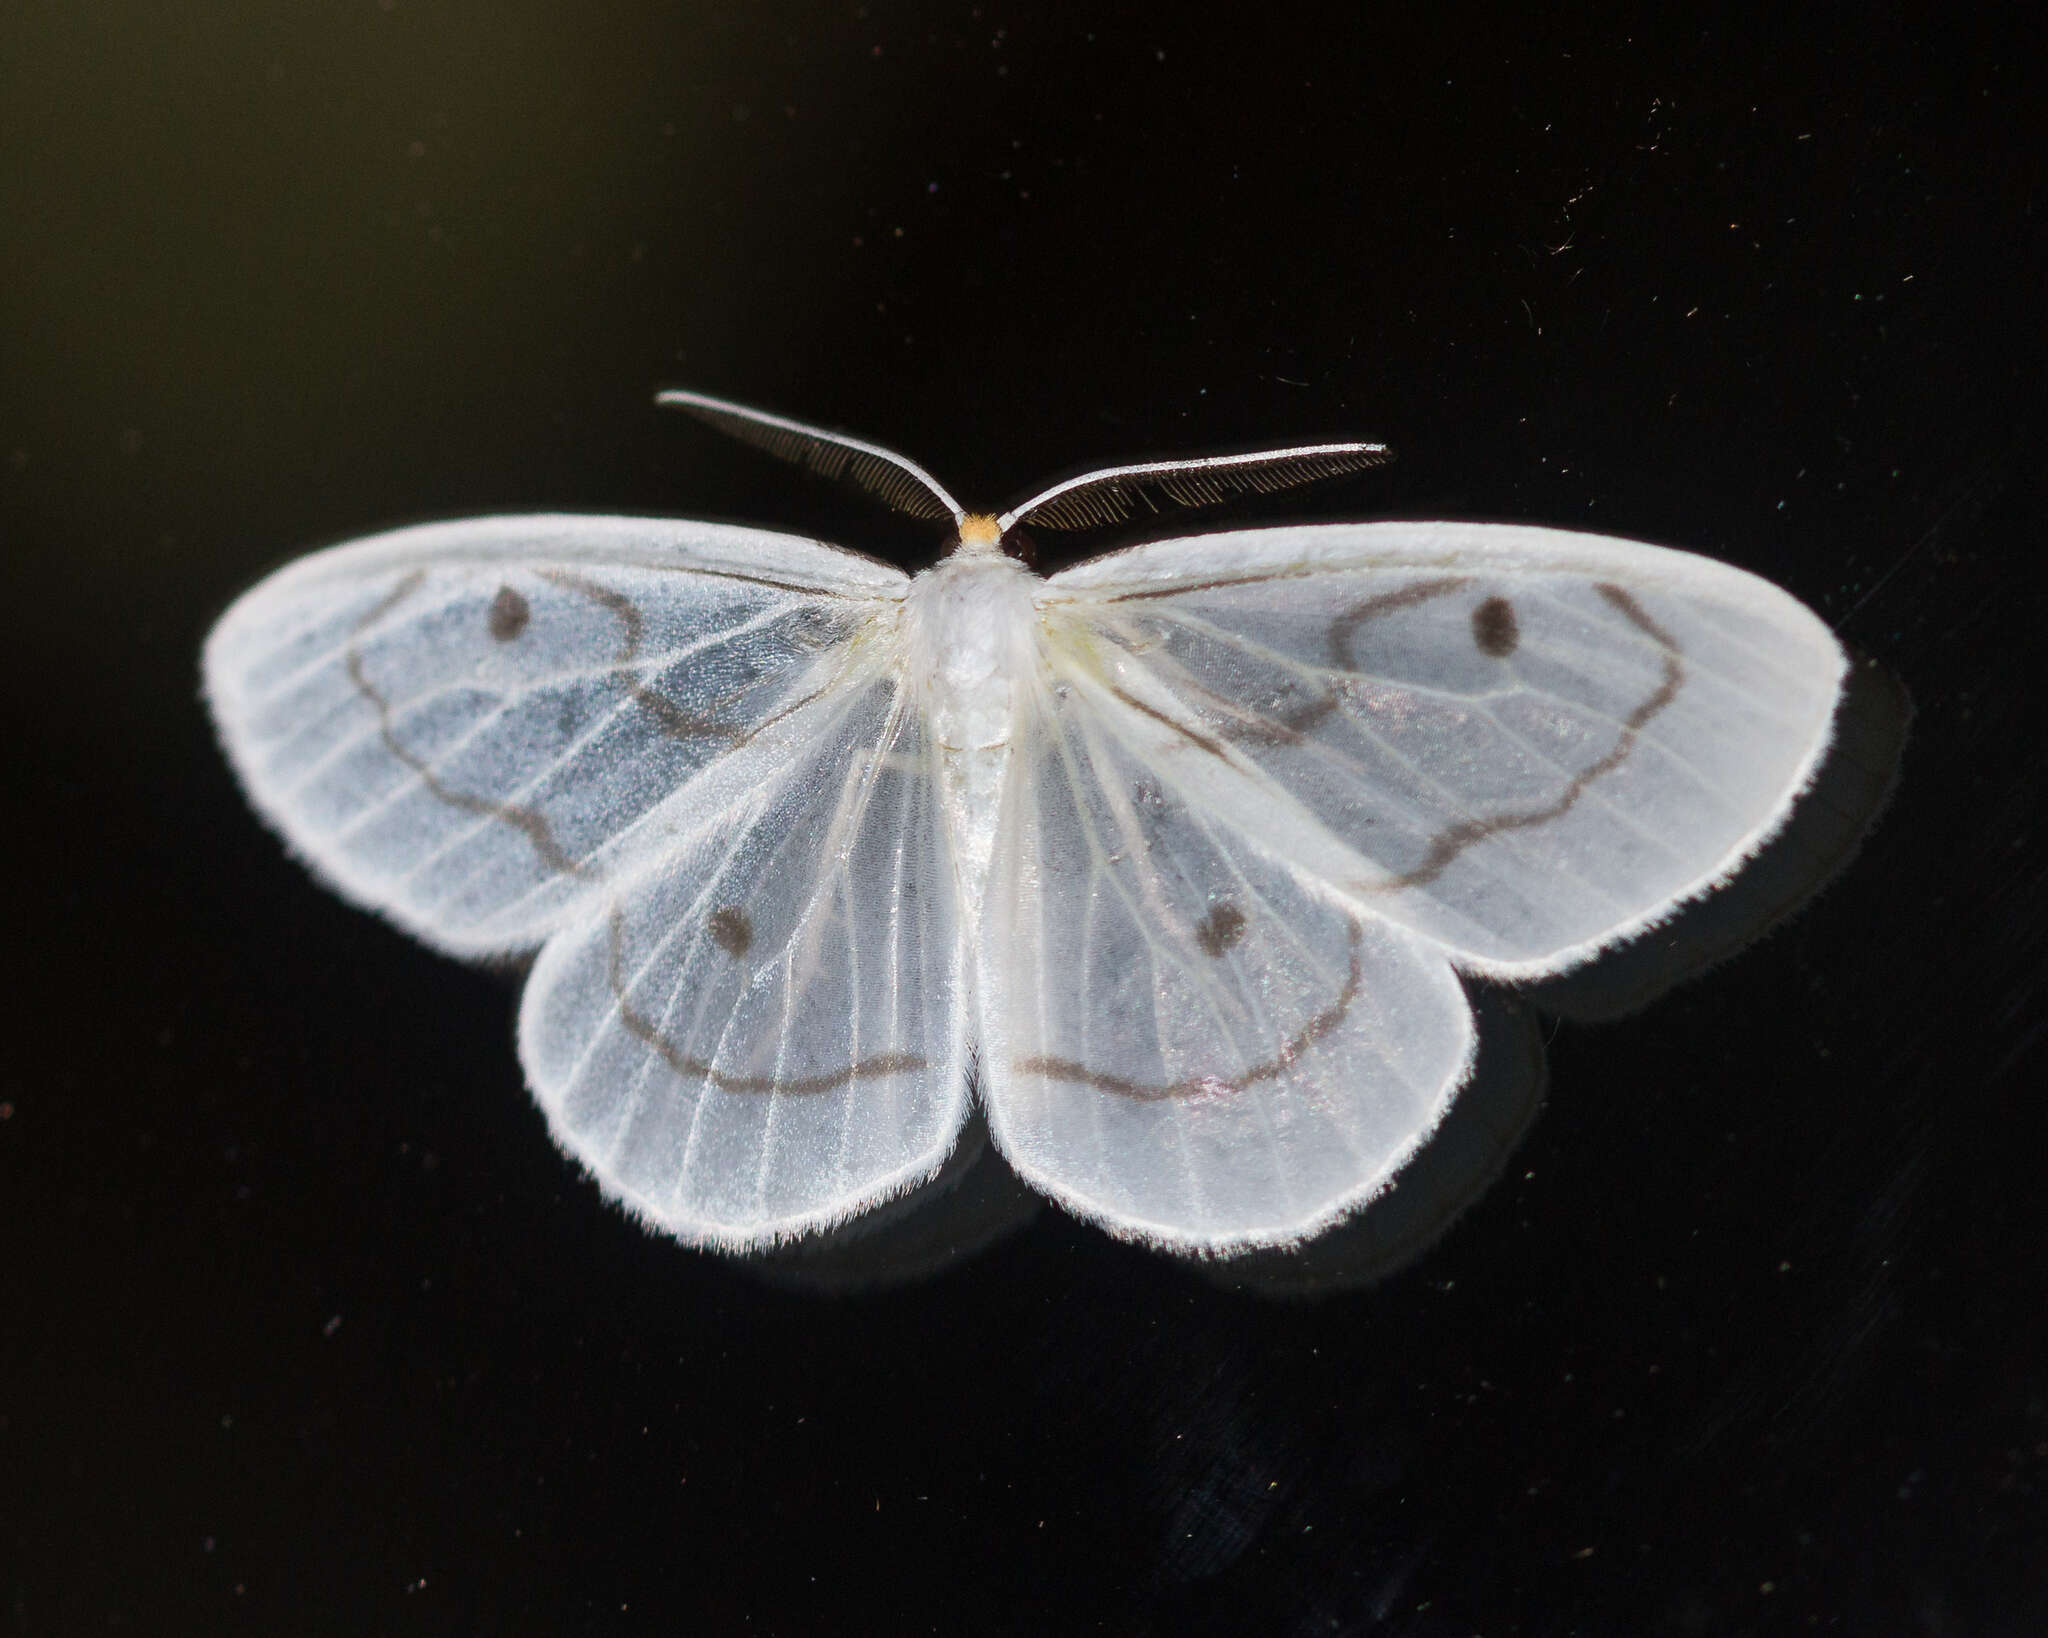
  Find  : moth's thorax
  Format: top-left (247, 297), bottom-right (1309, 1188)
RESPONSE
top-left (903, 548), bottom-right (1044, 752)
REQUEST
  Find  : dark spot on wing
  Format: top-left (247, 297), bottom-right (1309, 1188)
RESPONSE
top-left (537, 568), bottom-right (749, 747)
top-left (344, 571), bottom-right (589, 880)
top-left (709, 907), bottom-right (753, 957)
top-left (488, 585), bottom-right (530, 641)
top-left (606, 908), bottom-right (926, 1094)
top-left (1195, 903), bottom-right (1247, 957)
top-left (1017, 921), bottom-right (1365, 1101)
top-left (1359, 581), bottom-right (1686, 895)
top-left (1472, 595), bottom-right (1518, 657)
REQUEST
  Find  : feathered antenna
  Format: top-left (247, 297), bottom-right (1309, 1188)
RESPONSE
top-left (999, 442), bottom-right (1392, 532)
top-left (658, 390), bottom-right (966, 523)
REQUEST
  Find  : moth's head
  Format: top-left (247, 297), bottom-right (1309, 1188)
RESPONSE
top-left (952, 513), bottom-right (1006, 557)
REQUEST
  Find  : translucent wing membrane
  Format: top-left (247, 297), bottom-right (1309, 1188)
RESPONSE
top-left (1001, 443), bottom-right (1391, 532)
top-left (206, 515), bottom-right (964, 1243)
top-left (659, 389), bottom-right (965, 523)
top-left (204, 515), bottom-right (903, 957)
top-left (1043, 522), bottom-right (1847, 977)
top-left (977, 519), bottom-right (1843, 1248)
top-left (519, 671), bottom-right (969, 1246)
top-left (208, 427), bottom-right (1851, 1263)
top-left (978, 675), bottom-right (1476, 1248)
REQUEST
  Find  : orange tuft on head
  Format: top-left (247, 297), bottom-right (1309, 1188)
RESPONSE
top-left (955, 513), bottom-right (1005, 554)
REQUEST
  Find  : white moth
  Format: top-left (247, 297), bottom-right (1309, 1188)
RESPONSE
top-left (203, 393), bottom-right (1846, 1256)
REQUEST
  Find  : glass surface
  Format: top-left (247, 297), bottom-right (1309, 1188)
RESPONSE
top-left (3, 4), bottom-right (2040, 1631)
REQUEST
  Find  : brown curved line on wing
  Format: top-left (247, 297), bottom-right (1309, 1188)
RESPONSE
top-left (1101, 570), bottom-right (1470, 638)
top-left (1108, 685), bottom-right (1233, 763)
top-left (1329, 577), bottom-right (1470, 670)
top-left (1256, 578), bottom-right (1465, 730)
top-left (1151, 662), bottom-right (1340, 745)
top-left (538, 568), bottom-right (748, 747)
top-left (1100, 567), bottom-right (1326, 604)
top-left (605, 908), bottom-right (927, 1094)
top-left (1125, 576), bottom-right (1469, 749)
top-left (1361, 581), bottom-right (1686, 895)
top-left (1014, 921), bottom-right (1364, 1102)
top-left (728, 676), bottom-right (849, 748)
top-left (345, 570), bottom-right (590, 879)
top-left (646, 561), bottom-right (870, 597)
top-left (1100, 560), bottom-right (1429, 604)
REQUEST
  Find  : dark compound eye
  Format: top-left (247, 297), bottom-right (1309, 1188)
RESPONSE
top-left (1194, 902), bottom-right (1248, 957)
top-left (488, 585), bottom-right (531, 641)
top-left (708, 907), bottom-right (753, 957)
top-left (1471, 595), bottom-right (1518, 658)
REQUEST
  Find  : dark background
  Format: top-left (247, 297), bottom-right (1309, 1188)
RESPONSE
top-left (4, 3), bottom-right (2044, 1632)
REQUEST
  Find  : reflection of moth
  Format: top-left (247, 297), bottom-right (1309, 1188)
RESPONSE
top-left (204, 392), bottom-right (1845, 1256)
